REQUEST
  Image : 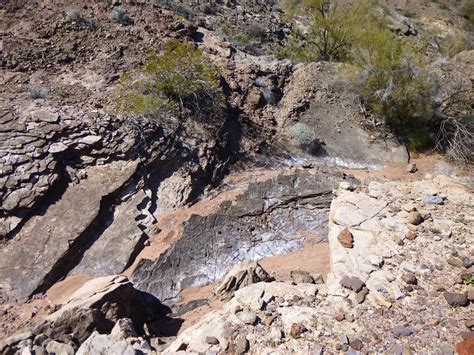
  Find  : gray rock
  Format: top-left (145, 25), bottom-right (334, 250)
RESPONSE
top-left (443, 292), bottom-right (469, 307)
top-left (110, 318), bottom-right (137, 340)
top-left (45, 340), bottom-right (75, 355)
top-left (215, 260), bottom-right (272, 301)
top-left (391, 326), bottom-right (413, 337)
top-left (235, 338), bottom-right (249, 353)
top-left (205, 336), bottom-right (219, 345)
top-left (406, 163), bottom-right (418, 173)
top-left (423, 195), bottom-right (444, 205)
top-left (340, 276), bottom-right (365, 292)
top-left (290, 270), bottom-right (316, 284)
top-left (237, 311), bottom-right (258, 325)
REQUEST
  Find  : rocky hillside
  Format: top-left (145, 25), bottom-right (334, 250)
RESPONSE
top-left (0, 0), bottom-right (473, 354)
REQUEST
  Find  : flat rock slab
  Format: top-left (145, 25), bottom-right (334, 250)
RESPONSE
top-left (0, 160), bottom-right (138, 304)
top-left (132, 169), bottom-right (340, 301)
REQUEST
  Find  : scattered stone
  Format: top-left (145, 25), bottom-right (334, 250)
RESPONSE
top-left (235, 338), bottom-right (249, 354)
top-left (461, 331), bottom-right (474, 340)
top-left (350, 338), bottom-right (363, 351)
top-left (401, 273), bottom-right (418, 285)
top-left (408, 211), bottom-right (423, 225)
top-left (423, 195), bottom-right (444, 205)
top-left (110, 318), bottom-right (137, 340)
top-left (443, 292), bottom-right (469, 307)
top-left (340, 276), bottom-right (365, 292)
top-left (269, 328), bottom-right (283, 343)
top-left (205, 336), bottom-right (220, 345)
top-left (237, 311), bottom-right (257, 325)
top-left (406, 163), bottom-right (418, 173)
top-left (333, 310), bottom-right (345, 322)
top-left (393, 235), bottom-right (404, 246)
top-left (355, 287), bottom-right (369, 304)
top-left (405, 231), bottom-right (417, 241)
top-left (391, 326), bottom-right (413, 337)
top-left (447, 257), bottom-right (464, 269)
top-left (337, 228), bottom-right (354, 248)
top-left (290, 270), bottom-right (315, 284)
top-left (465, 319), bottom-right (474, 329)
top-left (456, 337), bottom-right (474, 355)
top-left (215, 260), bottom-right (272, 301)
top-left (290, 323), bottom-right (308, 338)
top-left (429, 319), bottom-right (440, 326)
top-left (46, 340), bottom-right (75, 355)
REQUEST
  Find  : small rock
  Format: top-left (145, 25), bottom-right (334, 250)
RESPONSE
top-left (401, 273), bottom-right (418, 285)
top-left (447, 256), bottom-right (464, 269)
top-left (333, 310), bottom-right (345, 322)
top-left (456, 338), bottom-right (474, 355)
top-left (355, 287), bottom-right (369, 304)
top-left (269, 328), bottom-right (283, 343)
top-left (350, 338), bottom-right (363, 351)
top-left (235, 338), bottom-right (249, 354)
top-left (429, 319), bottom-right (440, 326)
top-left (237, 311), bottom-right (257, 325)
top-left (290, 270), bottom-right (315, 284)
top-left (423, 195), bottom-right (444, 205)
top-left (405, 231), bottom-right (417, 241)
top-left (205, 336), bottom-right (219, 345)
top-left (408, 211), bottom-right (423, 225)
top-left (340, 276), bottom-right (365, 292)
top-left (290, 323), bottom-right (307, 338)
top-left (406, 163), bottom-right (418, 173)
top-left (443, 292), bottom-right (469, 307)
top-left (460, 331), bottom-right (474, 340)
top-left (393, 235), bottom-right (404, 246)
top-left (337, 228), bottom-right (354, 248)
top-left (464, 319), bottom-right (474, 329)
top-left (391, 326), bottom-right (413, 337)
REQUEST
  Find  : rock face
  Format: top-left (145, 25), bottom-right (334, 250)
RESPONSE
top-left (214, 260), bottom-right (272, 301)
top-left (132, 168), bottom-right (341, 301)
top-left (0, 275), bottom-right (167, 354)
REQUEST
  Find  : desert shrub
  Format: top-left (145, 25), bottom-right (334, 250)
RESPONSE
top-left (248, 24), bottom-right (266, 41)
top-left (173, 3), bottom-right (195, 19)
top-left (115, 40), bottom-right (223, 123)
top-left (230, 33), bottom-right (250, 46)
top-left (289, 122), bottom-right (318, 152)
top-left (279, 0), bottom-right (365, 61)
top-left (459, 0), bottom-right (474, 24)
top-left (200, 3), bottom-right (217, 15)
top-left (111, 6), bottom-right (133, 26)
top-left (28, 86), bottom-right (48, 99)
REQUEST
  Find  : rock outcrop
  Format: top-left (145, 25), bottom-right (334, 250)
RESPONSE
top-left (0, 275), bottom-right (167, 354)
top-left (131, 168), bottom-right (344, 301)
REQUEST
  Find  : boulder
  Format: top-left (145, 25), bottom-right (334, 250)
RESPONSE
top-left (215, 260), bottom-right (272, 301)
top-left (443, 292), bottom-right (469, 307)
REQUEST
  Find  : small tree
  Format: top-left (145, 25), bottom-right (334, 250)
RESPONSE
top-left (116, 40), bottom-right (224, 123)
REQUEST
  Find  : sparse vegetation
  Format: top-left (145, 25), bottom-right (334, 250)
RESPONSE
top-left (173, 3), bottom-right (195, 19)
top-left (111, 6), bottom-right (133, 26)
top-left (28, 86), bottom-right (48, 100)
top-left (459, 0), bottom-right (474, 24)
top-left (278, 0), bottom-right (473, 160)
top-left (115, 40), bottom-right (223, 123)
top-left (289, 122), bottom-right (318, 152)
top-left (200, 3), bottom-right (217, 15)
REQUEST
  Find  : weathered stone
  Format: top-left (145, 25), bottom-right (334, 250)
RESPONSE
top-left (405, 231), bottom-right (417, 241)
top-left (0, 161), bottom-right (139, 303)
top-left (350, 338), bottom-right (363, 351)
top-left (205, 336), bottom-right (220, 345)
top-left (447, 257), bottom-right (464, 269)
top-left (235, 338), bottom-right (249, 354)
top-left (443, 292), bottom-right (469, 307)
top-left (337, 228), bottom-right (354, 248)
top-left (215, 260), bottom-right (272, 301)
top-left (340, 276), bottom-right (365, 293)
top-left (391, 326), bottom-right (413, 337)
top-left (401, 273), bottom-right (418, 285)
top-left (423, 195), bottom-right (444, 205)
top-left (45, 340), bottom-right (74, 355)
top-left (408, 211), bottom-right (423, 225)
top-left (290, 323), bottom-right (307, 338)
top-left (237, 311), bottom-right (257, 325)
top-left (290, 270), bottom-right (316, 284)
top-left (110, 318), bottom-right (137, 340)
top-left (406, 163), bottom-right (418, 173)
top-left (456, 337), bottom-right (474, 355)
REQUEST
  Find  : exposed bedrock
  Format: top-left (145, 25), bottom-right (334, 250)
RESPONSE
top-left (131, 168), bottom-right (353, 301)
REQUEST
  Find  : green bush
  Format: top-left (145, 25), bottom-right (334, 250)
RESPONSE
top-left (290, 122), bottom-right (318, 152)
top-left (28, 86), bottom-right (48, 99)
top-left (459, 0), bottom-right (474, 24)
top-left (111, 6), bottom-right (133, 26)
top-left (115, 40), bottom-right (223, 123)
